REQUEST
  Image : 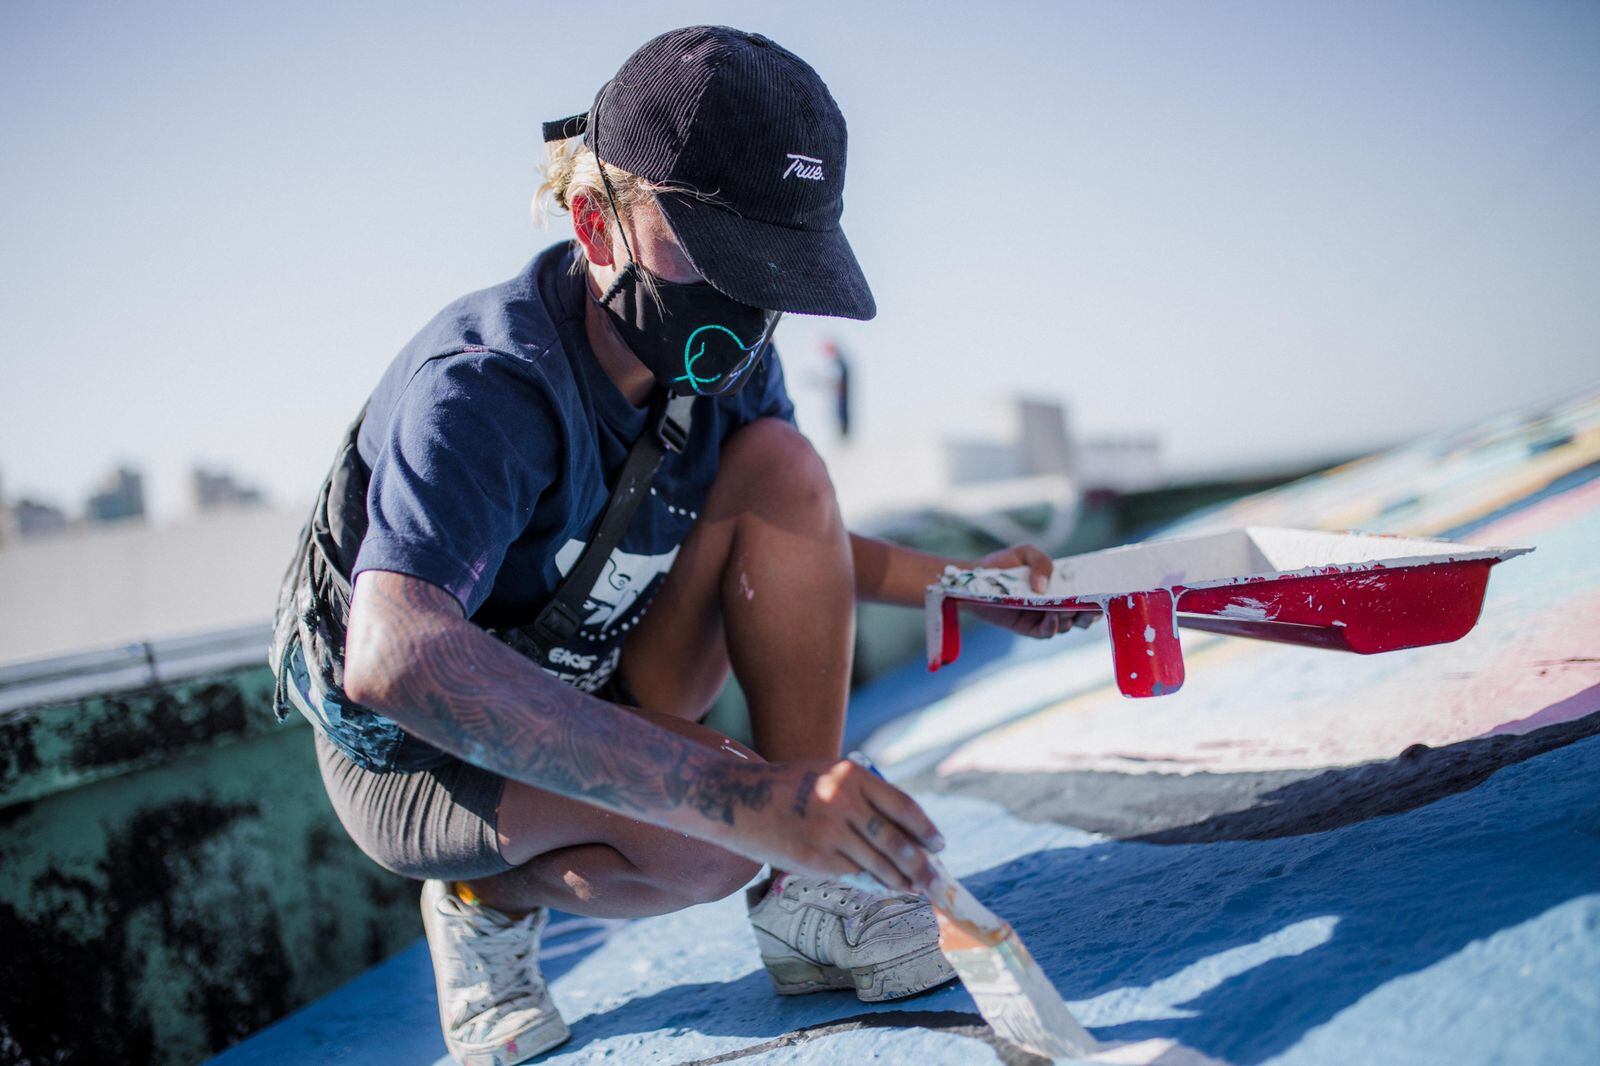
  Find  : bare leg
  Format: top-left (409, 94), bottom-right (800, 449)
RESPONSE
top-left (620, 418), bottom-right (855, 761)
top-left (463, 419), bottom-right (853, 918)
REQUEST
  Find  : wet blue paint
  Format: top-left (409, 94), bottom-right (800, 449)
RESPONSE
top-left (211, 735), bottom-right (1600, 1065)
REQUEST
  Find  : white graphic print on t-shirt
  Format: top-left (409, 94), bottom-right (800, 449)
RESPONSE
top-left (540, 539), bottom-right (680, 693)
top-left (552, 538), bottom-right (682, 631)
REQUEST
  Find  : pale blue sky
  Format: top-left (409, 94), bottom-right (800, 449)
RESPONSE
top-left (3, 1), bottom-right (1597, 519)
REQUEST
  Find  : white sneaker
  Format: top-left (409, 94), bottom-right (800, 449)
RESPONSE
top-left (420, 879), bottom-right (570, 1065)
top-left (746, 873), bottom-right (956, 1002)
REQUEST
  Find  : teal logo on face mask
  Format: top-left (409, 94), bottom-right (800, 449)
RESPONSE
top-left (675, 324), bottom-right (759, 395)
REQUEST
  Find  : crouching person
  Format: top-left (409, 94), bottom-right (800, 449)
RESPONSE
top-left (270, 25), bottom-right (1058, 1066)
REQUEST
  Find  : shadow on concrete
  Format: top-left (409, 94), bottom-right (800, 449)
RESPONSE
top-left (925, 700), bottom-right (1600, 845)
top-left (551, 969), bottom-right (1034, 1066)
top-left (1135, 699), bottom-right (1600, 844)
top-left (843, 624), bottom-right (1025, 751)
top-left (557, 732), bottom-right (1600, 1064)
top-left (961, 732), bottom-right (1600, 1063)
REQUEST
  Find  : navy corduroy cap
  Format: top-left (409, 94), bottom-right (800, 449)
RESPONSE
top-left (544, 26), bottom-right (876, 320)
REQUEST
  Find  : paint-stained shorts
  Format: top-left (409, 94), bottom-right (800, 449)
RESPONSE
top-left (312, 671), bottom-right (643, 882)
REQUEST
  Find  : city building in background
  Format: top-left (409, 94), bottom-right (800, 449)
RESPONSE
top-left (0, 470), bottom-right (69, 543)
top-left (1074, 434), bottom-right (1165, 494)
top-left (8, 498), bottom-right (69, 539)
top-left (84, 466), bottom-right (146, 525)
top-left (0, 463), bottom-right (269, 548)
top-left (192, 466), bottom-right (267, 511)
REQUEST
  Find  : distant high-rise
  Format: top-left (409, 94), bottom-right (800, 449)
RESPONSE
top-left (191, 467), bottom-right (266, 511)
top-left (1, 471), bottom-right (71, 542)
top-left (86, 466), bottom-right (146, 524)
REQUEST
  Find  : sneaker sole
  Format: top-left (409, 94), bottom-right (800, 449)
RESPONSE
top-left (447, 1014), bottom-right (571, 1066)
top-left (761, 942), bottom-right (957, 1003)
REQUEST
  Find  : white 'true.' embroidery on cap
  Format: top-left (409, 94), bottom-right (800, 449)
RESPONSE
top-left (782, 153), bottom-right (824, 181)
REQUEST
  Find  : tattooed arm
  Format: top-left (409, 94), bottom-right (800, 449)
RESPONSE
top-left (343, 569), bottom-right (944, 890)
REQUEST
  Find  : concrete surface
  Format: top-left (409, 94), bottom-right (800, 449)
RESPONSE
top-left (209, 388), bottom-right (1600, 1065)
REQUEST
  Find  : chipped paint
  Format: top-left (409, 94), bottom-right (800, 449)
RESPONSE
top-left (927, 527), bottom-right (1528, 695)
top-left (2, 666), bottom-right (422, 1064)
top-left (0, 670), bottom-right (278, 806)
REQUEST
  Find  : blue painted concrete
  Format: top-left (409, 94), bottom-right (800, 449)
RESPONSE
top-left (214, 732), bottom-right (1600, 1064)
top-left (214, 396), bottom-right (1600, 1064)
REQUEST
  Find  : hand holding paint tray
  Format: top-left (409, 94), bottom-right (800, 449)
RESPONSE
top-left (926, 526), bottom-right (1532, 698)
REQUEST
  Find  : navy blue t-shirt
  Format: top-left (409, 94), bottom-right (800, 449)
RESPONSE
top-left (351, 241), bottom-right (796, 692)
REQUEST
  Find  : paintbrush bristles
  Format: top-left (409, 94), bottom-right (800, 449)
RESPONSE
top-left (843, 756), bottom-right (1098, 1060)
top-left (925, 852), bottom-right (1098, 1058)
top-left (945, 934), bottom-right (1098, 1060)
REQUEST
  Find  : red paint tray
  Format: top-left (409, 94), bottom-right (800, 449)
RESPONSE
top-left (926, 526), bottom-right (1532, 698)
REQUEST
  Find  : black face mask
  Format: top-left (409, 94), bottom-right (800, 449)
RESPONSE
top-left (595, 261), bottom-right (782, 398)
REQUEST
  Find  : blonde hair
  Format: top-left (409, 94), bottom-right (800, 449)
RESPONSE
top-left (534, 135), bottom-right (730, 278)
top-left (534, 137), bottom-right (664, 274)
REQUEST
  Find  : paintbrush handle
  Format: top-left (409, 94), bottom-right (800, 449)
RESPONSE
top-left (926, 851), bottom-right (1008, 933)
top-left (841, 757), bottom-right (1099, 1059)
top-left (845, 751), bottom-right (1009, 936)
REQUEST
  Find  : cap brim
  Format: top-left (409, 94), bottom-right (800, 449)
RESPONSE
top-left (655, 194), bottom-right (877, 320)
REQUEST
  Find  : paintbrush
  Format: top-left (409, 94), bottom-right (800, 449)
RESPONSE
top-left (922, 850), bottom-right (1100, 1060)
top-left (847, 752), bottom-right (1100, 1061)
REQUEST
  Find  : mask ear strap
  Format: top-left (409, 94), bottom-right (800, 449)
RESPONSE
top-left (595, 161), bottom-right (637, 267)
top-left (589, 90), bottom-right (641, 296)
top-left (597, 260), bottom-right (638, 305)
top-left (593, 151), bottom-right (639, 307)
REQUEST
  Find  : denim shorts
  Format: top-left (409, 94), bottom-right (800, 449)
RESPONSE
top-left (280, 636), bottom-right (452, 774)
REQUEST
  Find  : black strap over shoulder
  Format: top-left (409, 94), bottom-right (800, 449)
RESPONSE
top-left (287, 385), bottom-right (691, 700)
top-left (276, 383), bottom-right (691, 772)
top-left (521, 388), bottom-right (694, 651)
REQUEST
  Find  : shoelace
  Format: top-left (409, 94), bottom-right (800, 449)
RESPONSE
top-left (793, 879), bottom-right (916, 920)
top-left (778, 878), bottom-right (926, 961)
top-left (442, 900), bottom-right (547, 1022)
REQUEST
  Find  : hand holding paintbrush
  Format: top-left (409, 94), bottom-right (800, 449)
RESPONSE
top-left (847, 752), bottom-right (1100, 1060)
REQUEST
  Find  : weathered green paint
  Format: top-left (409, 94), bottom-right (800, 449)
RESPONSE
top-left (0, 669), bottom-right (422, 1065)
top-left (0, 667), bottom-right (283, 807)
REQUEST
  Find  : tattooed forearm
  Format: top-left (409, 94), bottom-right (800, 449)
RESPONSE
top-left (689, 767), bottom-right (774, 825)
top-left (792, 771), bottom-right (819, 818)
top-left (345, 570), bottom-right (774, 834)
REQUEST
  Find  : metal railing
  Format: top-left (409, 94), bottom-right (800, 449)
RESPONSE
top-left (0, 621), bottom-right (273, 713)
